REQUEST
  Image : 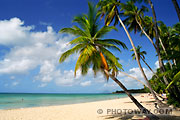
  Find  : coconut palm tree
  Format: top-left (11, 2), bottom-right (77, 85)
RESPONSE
top-left (60, 2), bottom-right (159, 119)
top-left (132, 0), bottom-right (170, 86)
top-left (120, 1), bottom-right (157, 50)
top-left (130, 45), bottom-right (167, 107)
top-left (171, 0), bottom-right (180, 21)
top-left (130, 46), bottom-right (156, 76)
top-left (124, 1), bottom-right (174, 69)
top-left (158, 22), bottom-right (180, 101)
top-left (97, 0), bottom-right (166, 108)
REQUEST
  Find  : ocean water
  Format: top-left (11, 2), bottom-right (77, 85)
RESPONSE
top-left (0, 93), bottom-right (128, 110)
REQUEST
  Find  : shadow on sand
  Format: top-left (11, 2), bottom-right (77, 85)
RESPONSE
top-left (100, 113), bottom-right (180, 120)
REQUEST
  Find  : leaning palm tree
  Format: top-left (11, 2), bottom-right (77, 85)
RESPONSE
top-left (97, 0), bottom-right (165, 108)
top-left (171, 0), bottom-right (180, 21)
top-left (130, 46), bottom-right (157, 76)
top-left (130, 45), bottom-right (167, 107)
top-left (122, 1), bottom-right (174, 70)
top-left (132, 0), bottom-right (170, 86)
top-left (60, 2), bottom-right (159, 120)
top-left (120, 1), bottom-right (156, 50)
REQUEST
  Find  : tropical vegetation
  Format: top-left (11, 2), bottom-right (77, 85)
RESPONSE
top-left (59, 0), bottom-right (180, 119)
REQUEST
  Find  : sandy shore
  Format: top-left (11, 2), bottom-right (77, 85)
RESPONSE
top-left (0, 93), bottom-right (179, 120)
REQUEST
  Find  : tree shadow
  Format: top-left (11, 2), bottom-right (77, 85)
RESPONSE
top-left (100, 112), bottom-right (180, 120)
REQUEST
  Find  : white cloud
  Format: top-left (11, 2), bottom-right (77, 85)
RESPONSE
top-left (0, 59), bottom-right (36, 74)
top-left (155, 61), bottom-right (159, 69)
top-left (80, 81), bottom-right (91, 87)
top-left (116, 67), bottom-right (152, 89)
top-left (0, 17), bottom-right (154, 90)
top-left (0, 17), bottom-right (86, 87)
top-left (54, 70), bottom-right (82, 86)
top-left (0, 18), bottom-right (33, 46)
top-left (0, 17), bottom-right (72, 75)
top-left (103, 82), bottom-right (118, 88)
top-left (129, 67), bottom-right (152, 80)
top-left (37, 61), bottom-right (55, 82)
top-left (12, 81), bottom-right (19, 86)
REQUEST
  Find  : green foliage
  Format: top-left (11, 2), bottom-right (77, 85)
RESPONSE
top-left (166, 71), bottom-right (180, 90)
top-left (113, 87), bottom-right (149, 93)
top-left (60, 0), bottom-right (180, 108)
top-left (143, 86), bottom-right (150, 93)
top-left (149, 63), bottom-right (180, 107)
top-left (130, 45), bottom-right (146, 60)
top-left (97, 0), bottom-right (121, 26)
top-left (120, 0), bottom-right (148, 33)
top-left (159, 22), bottom-right (180, 62)
top-left (59, 2), bottom-right (127, 79)
top-left (167, 93), bottom-right (180, 107)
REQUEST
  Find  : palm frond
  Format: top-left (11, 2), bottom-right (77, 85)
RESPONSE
top-left (60, 26), bottom-right (87, 37)
top-left (96, 41), bottom-right (122, 52)
top-left (69, 36), bottom-right (89, 45)
top-left (98, 39), bottom-right (127, 49)
top-left (74, 45), bottom-right (96, 75)
top-left (94, 26), bottom-right (117, 39)
top-left (59, 44), bottom-right (86, 63)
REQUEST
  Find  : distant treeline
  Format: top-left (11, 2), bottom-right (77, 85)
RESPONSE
top-left (112, 88), bottom-right (149, 94)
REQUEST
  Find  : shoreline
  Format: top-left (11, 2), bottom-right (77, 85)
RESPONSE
top-left (0, 93), bottom-right (179, 120)
top-left (0, 95), bottom-right (128, 111)
top-left (0, 93), bottom-right (137, 110)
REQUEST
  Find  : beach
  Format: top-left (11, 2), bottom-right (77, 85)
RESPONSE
top-left (0, 93), bottom-right (179, 120)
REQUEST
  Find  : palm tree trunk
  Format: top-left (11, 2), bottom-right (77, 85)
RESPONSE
top-left (148, 0), bottom-right (170, 86)
top-left (104, 70), bottom-right (159, 120)
top-left (173, 59), bottom-right (177, 66)
top-left (115, 8), bottom-right (164, 108)
top-left (135, 17), bottom-right (157, 49)
top-left (119, 71), bottom-right (147, 87)
top-left (159, 37), bottom-right (173, 69)
top-left (172, 0), bottom-right (180, 21)
top-left (140, 56), bottom-right (165, 85)
top-left (119, 71), bottom-right (165, 100)
top-left (135, 17), bottom-right (173, 69)
top-left (140, 56), bottom-right (159, 79)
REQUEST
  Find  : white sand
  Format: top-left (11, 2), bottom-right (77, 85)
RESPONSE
top-left (0, 93), bottom-right (179, 120)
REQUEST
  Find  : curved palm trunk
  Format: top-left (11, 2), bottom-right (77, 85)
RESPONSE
top-left (115, 8), bottom-right (165, 108)
top-left (135, 17), bottom-right (157, 49)
top-left (140, 56), bottom-right (165, 85)
top-left (148, 0), bottom-right (170, 86)
top-left (172, 0), bottom-right (180, 21)
top-left (159, 38), bottom-right (173, 69)
top-left (135, 17), bottom-right (173, 69)
top-left (119, 71), bottom-right (163, 99)
top-left (119, 71), bottom-right (147, 87)
top-left (140, 56), bottom-right (160, 80)
top-left (148, 0), bottom-right (180, 103)
top-left (104, 70), bottom-right (159, 120)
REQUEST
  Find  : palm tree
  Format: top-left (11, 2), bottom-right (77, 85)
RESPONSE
top-left (97, 0), bottom-right (166, 108)
top-left (124, 1), bottom-right (174, 69)
top-left (158, 22), bottom-right (180, 102)
top-left (130, 46), bottom-right (156, 76)
top-left (132, 0), bottom-right (170, 86)
top-left (130, 45), bottom-right (167, 107)
top-left (171, 0), bottom-right (180, 21)
top-left (120, 1), bottom-right (156, 50)
top-left (132, 0), bottom-right (180, 106)
top-left (60, 2), bottom-right (159, 120)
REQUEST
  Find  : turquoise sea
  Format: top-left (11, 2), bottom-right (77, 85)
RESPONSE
top-left (0, 93), bottom-right (128, 110)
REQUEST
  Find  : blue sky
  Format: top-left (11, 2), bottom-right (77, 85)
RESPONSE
top-left (0, 0), bottom-right (179, 93)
